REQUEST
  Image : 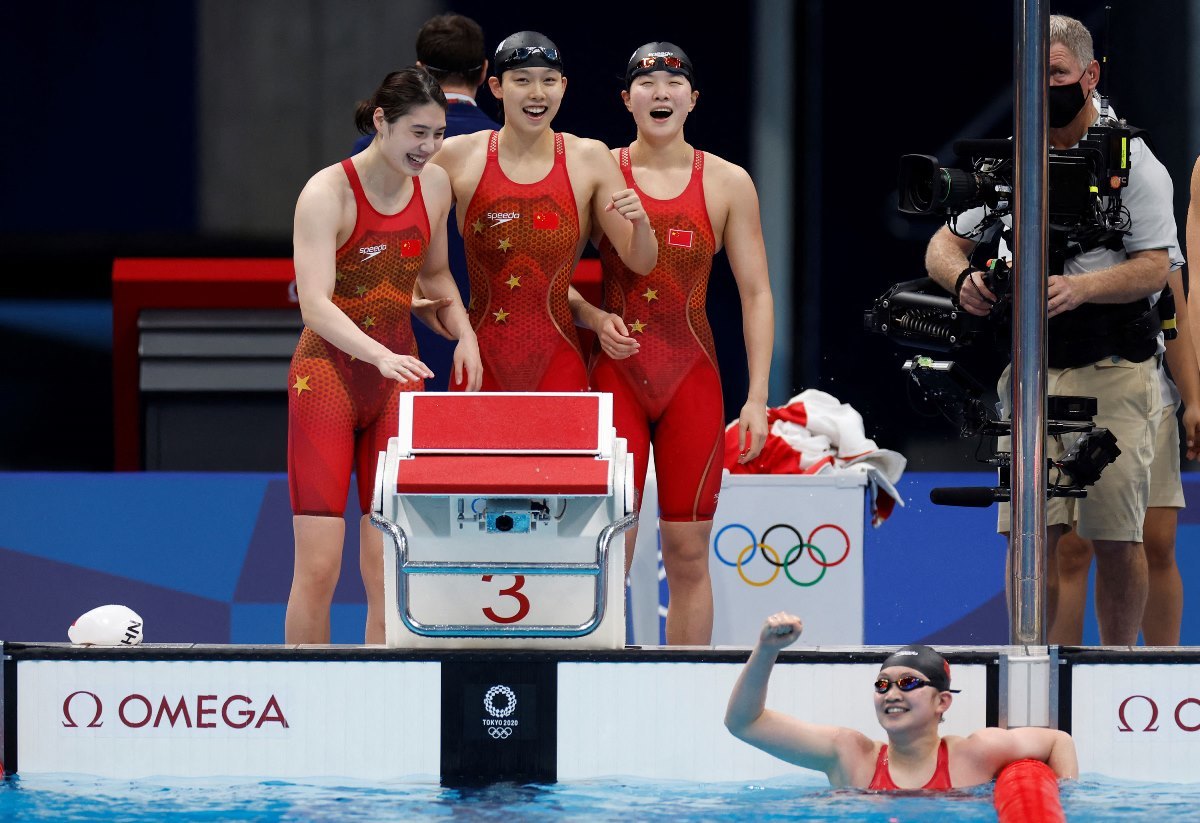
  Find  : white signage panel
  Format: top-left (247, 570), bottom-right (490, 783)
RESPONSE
top-left (558, 661), bottom-right (988, 781)
top-left (18, 660), bottom-right (440, 779)
top-left (1072, 663), bottom-right (1200, 783)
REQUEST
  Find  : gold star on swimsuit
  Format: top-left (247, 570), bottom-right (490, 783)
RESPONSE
top-left (506, 275), bottom-right (522, 289)
top-left (493, 308), bottom-right (510, 323)
top-left (630, 319), bottom-right (647, 334)
top-left (292, 375), bottom-right (311, 395)
top-left (499, 238), bottom-right (512, 252)
top-left (642, 288), bottom-right (658, 302)
top-left (355, 284), bottom-right (368, 296)
top-left (473, 219), bottom-right (485, 234)
top-left (362, 316), bottom-right (376, 330)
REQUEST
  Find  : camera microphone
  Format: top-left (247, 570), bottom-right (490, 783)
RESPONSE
top-left (929, 486), bottom-right (1006, 507)
top-left (952, 138), bottom-right (1013, 159)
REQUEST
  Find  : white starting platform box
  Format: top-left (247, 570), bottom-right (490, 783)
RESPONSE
top-left (372, 392), bottom-right (635, 649)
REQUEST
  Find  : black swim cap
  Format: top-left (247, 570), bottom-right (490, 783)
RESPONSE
top-left (625, 42), bottom-right (695, 88)
top-left (879, 644), bottom-right (961, 693)
top-left (494, 31), bottom-right (563, 76)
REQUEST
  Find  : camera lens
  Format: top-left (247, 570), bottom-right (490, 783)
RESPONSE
top-left (495, 515), bottom-right (514, 532)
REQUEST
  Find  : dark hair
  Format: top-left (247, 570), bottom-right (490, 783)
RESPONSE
top-left (417, 14), bottom-right (487, 88)
top-left (354, 67), bottom-right (447, 135)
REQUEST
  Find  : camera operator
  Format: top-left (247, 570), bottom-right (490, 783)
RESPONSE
top-left (924, 15), bottom-right (1183, 646)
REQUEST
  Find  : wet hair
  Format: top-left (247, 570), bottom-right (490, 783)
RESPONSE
top-left (354, 66), bottom-right (447, 136)
top-left (1049, 14), bottom-right (1094, 71)
top-left (417, 14), bottom-right (487, 88)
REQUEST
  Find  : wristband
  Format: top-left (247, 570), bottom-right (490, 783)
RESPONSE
top-left (955, 266), bottom-right (975, 299)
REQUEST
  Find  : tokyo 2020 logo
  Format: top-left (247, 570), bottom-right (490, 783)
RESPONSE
top-left (713, 523), bottom-right (851, 587)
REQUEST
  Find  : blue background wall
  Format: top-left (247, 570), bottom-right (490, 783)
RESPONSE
top-left (5, 471), bottom-right (1199, 646)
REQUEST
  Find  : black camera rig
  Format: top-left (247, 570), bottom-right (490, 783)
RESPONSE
top-left (903, 357), bottom-right (1120, 507)
top-left (865, 117), bottom-right (1143, 354)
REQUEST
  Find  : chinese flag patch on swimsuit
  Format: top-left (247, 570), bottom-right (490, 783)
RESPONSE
top-left (400, 239), bottom-right (422, 257)
top-left (667, 228), bottom-right (694, 248)
top-left (533, 211), bottom-right (560, 230)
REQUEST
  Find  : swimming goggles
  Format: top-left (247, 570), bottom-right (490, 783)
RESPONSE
top-left (632, 55), bottom-right (689, 73)
top-left (874, 675), bottom-right (934, 694)
top-left (497, 46), bottom-right (561, 71)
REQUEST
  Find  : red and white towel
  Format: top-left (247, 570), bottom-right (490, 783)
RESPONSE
top-left (724, 389), bottom-right (906, 526)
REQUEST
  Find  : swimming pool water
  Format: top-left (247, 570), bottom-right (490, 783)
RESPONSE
top-left (2, 774), bottom-right (1195, 821)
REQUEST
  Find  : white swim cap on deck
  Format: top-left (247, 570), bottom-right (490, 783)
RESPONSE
top-left (68, 604), bottom-right (144, 646)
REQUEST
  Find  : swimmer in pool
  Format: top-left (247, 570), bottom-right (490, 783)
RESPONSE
top-left (724, 613), bottom-right (1079, 789)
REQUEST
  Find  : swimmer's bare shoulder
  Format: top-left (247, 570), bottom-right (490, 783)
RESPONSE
top-left (561, 134), bottom-right (622, 190)
top-left (701, 152), bottom-right (759, 241)
top-left (432, 131), bottom-right (491, 205)
top-left (431, 131), bottom-right (489, 174)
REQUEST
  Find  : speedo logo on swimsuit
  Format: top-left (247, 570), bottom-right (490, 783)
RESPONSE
top-left (487, 212), bottom-right (521, 227)
top-left (359, 244), bottom-right (387, 261)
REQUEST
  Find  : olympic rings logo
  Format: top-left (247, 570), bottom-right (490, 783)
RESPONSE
top-left (488, 727), bottom-right (514, 739)
top-left (713, 523), bottom-right (851, 587)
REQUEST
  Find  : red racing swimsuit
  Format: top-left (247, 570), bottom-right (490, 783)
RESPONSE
top-left (595, 148), bottom-right (723, 521)
top-left (288, 158), bottom-right (429, 516)
top-left (867, 741), bottom-right (954, 791)
top-left (458, 131), bottom-right (588, 391)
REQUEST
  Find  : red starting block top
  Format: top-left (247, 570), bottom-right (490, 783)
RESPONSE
top-left (404, 393), bottom-right (608, 454)
top-left (395, 454), bottom-right (610, 496)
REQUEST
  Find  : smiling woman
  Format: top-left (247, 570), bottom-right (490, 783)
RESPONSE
top-left (284, 66), bottom-right (482, 647)
top-left (576, 41), bottom-right (776, 647)
top-left (430, 31), bottom-right (658, 393)
top-left (724, 612), bottom-right (1079, 790)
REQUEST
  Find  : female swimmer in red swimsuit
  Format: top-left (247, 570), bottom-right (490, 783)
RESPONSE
top-left (285, 68), bottom-right (481, 644)
top-left (725, 613), bottom-right (1078, 789)
top-left (573, 43), bottom-right (774, 645)
top-left (432, 31), bottom-right (657, 392)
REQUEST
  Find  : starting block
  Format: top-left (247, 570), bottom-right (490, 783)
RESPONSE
top-left (371, 392), bottom-right (635, 649)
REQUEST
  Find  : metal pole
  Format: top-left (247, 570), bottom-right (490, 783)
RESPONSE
top-left (1010, 0), bottom-right (1049, 645)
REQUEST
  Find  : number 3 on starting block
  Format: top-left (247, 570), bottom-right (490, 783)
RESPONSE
top-left (372, 392), bottom-right (635, 649)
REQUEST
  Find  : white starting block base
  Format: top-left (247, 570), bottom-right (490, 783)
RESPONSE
top-left (374, 393), bottom-right (633, 650)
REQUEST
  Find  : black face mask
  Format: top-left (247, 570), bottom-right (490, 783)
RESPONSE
top-left (1047, 79), bottom-right (1087, 128)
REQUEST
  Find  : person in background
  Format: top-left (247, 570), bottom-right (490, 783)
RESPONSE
top-left (1051, 265), bottom-right (1200, 646)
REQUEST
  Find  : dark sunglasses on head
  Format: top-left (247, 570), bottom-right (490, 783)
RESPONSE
top-left (874, 675), bottom-right (934, 694)
top-left (634, 55), bottom-right (688, 72)
top-left (499, 46), bottom-right (560, 69)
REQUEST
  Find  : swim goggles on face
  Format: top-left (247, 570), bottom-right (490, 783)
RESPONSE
top-left (874, 675), bottom-right (935, 694)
